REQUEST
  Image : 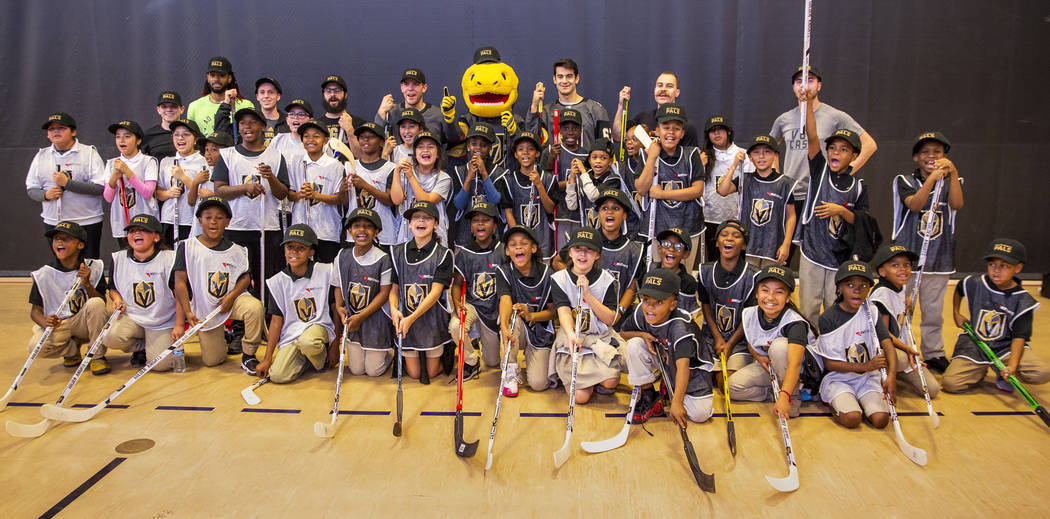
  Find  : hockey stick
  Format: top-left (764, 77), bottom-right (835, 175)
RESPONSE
top-left (454, 283), bottom-right (478, 457)
top-left (258, 172), bottom-right (267, 303)
top-left (580, 385), bottom-right (640, 454)
top-left (315, 329), bottom-right (350, 437)
top-left (6, 309), bottom-right (120, 437)
top-left (0, 278), bottom-right (83, 411)
top-left (901, 313), bottom-right (939, 428)
top-left (393, 299), bottom-right (405, 437)
top-left (553, 286), bottom-right (584, 469)
top-left (618, 99), bottom-right (628, 162)
top-left (302, 159), bottom-right (311, 229)
top-left (719, 351), bottom-right (737, 457)
top-left (55, 164), bottom-right (64, 221)
top-left (173, 159), bottom-right (182, 243)
top-left (655, 344), bottom-right (715, 493)
top-left (240, 377), bottom-right (269, 406)
top-left (636, 125), bottom-right (659, 262)
top-left (798, 0), bottom-right (813, 130)
top-left (40, 307), bottom-right (222, 423)
top-left (484, 312), bottom-right (519, 470)
top-left (963, 322), bottom-right (1050, 430)
top-left (764, 365), bottom-right (799, 492)
top-left (864, 302), bottom-right (928, 466)
top-left (118, 177), bottom-right (131, 227)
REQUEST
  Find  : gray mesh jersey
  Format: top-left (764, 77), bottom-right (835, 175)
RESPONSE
top-left (799, 163), bottom-right (864, 269)
top-left (738, 171), bottom-right (797, 262)
top-left (497, 262), bottom-right (555, 349)
top-left (619, 306), bottom-right (714, 397)
top-left (525, 98), bottom-right (611, 150)
top-left (892, 172), bottom-right (961, 274)
top-left (110, 250), bottom-right (177, 330)
top-left (334, 247), bottom-right (394, 350)
top-left (390, 241), bottom-right (453, 351)
top-left (454, 242), bottom-right (506, 332)
top-left (498, 170), bottom-right (556, 259)
top-left (449, 162), bottom-right (507, 248)
top-left (601, 238), bottom-right (645, 304)
top-left (30, 259), bottom-right (105, 319)
top-left (697, 261), bottom-right (757, 357)
top-left (637, 146), bottom-right (705, 238)
top-left (266, 263), bottom-right (336, 350)
top-left (952, 275), bottom-right (1039, 363)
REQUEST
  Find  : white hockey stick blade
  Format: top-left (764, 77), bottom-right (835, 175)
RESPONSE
top-left (633, 125), bottom-right (653, 149)
top-left (314, 420), bottom-right (335, 438)
top-left (894, 424), bottom-right (928, 466)
top-left (40, 401), bottom-right (104, 423)
top-left (240, 377), bottom-right (269, 406)
top-left (929, 408), bottom-right (940, 429)
top-left (581, 422), bottom-right (629, 453)
top-left (765, 463), bottom-right (799, 492)
top-left (6, 418), bottom-right (50, 438)
top-left (553, 431), bottom-right (573, 468)
top-left (484, 450), bottom-right (494, 471)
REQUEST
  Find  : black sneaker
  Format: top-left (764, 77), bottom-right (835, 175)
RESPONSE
top-left (631, 387), bottom-right (665, 424)
top-left (227, 338), bottom-right (243, 356)
top-left (130, 350), bottom-right (146, 368)
top-left (925, 356), bottom-right (950, 374)
top-left (227, 321), bottom-right (244, 355)
top-left (241, 354), bottom-right (259, 376)
top-left (447, 360), bottom-right (481, 384)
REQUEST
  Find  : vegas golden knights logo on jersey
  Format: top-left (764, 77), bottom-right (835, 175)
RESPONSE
top-left (918, 209), bottom-right (943, 240)
top-left (585, 207), bottom-right (599, 228)
top-left (472, 273), bottom-right (496, 300)
top-left (295, 297), bottom-right (317, 322)
top-left (490, 133), bottom-right (505, 167)
top-left (405, 283), bottom-right (428, 313)
top-left (348, 283), bottom-right (370, 312)
top-left (751, 198), bottom-right (773, 226)
top-left (976, 309), bottom-right (1006, 341)
top-left (208, 271), bottom-right (230, 298)
top-left (308, 183), bottom-right (322, 206)
top-left (661, 180), bottom-right (683, 208)
top-left (896, 311), bottom-right (907, 336)
top-left (170, 175), bottom-right (182, 190)
top-left (133, 282), bottom-right (156, 308)
top-left (716, 303), bottom-right (735, 334)
top-left (243, 173), bottom-right (262, 200)
top-left (571, 307), bottom-right (592, 333)
top-left (520, 203), bottom-right (540, 228)
top-left (122, 184), bottom-right (137, 209)
top-left (828, 214), bottom-right (844, 239)
top-left (846, 341), bottom-right (871, 364)
top-left (471, 193), bottom-right (486, 207)
top-left (69, 288), bottom-right (87, 315)
top-left (608, 270), bottom-right (621, 295)
top-left (358, 190), bottom-right (376, 210)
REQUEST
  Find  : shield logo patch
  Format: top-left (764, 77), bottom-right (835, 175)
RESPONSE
top-left (295, 297), bottom-right (317, 322)
top-left (751, 199), bottom-right (773, 227)
top-left (976, 309), bottom-right (1006, 341)
top-left (348, 282), bottom-right (370, 312)
top-left (661, 180), bottom-right (683, 209)
top-left (571, 307), bottom-right (592, 333)
top-left (122, 184), bottom-right (137, 210)
top-left (133, 281), bottom-right (155, 308)
top-left (359, 190), bottom-right (376, 210)
top-left (828, 214), bottom-right (844, 239)
top-left (208, 271), bottom-right (230, 298)
top-left (405, 283), bottom-right (428, 313)
top-left (243, 173), bottom-right (262, 200)
top-left (68, 288), bottom-right (87, 315)
top-left (715, 303), bottom-right (736, 334)
top-left (520, 202), bottom-right (540, 228)
top-left (585, 207), bottom-right (599, 228)
top-left (308, 183), bottom-right (322, 206)
top-left (846, 341), bottom-right (871, 364)
top-left (918, 209), bottom-right (943, 240)
top-left (472, 272), bottom-right (496, 300)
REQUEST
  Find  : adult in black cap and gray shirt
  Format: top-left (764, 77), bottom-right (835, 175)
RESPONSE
top-left (527, 58), bottom-right (610, 150)
top-left (254, 76), bottom-right (288, 146)
top-left (187, 56), bottom-right (255, 137)
top-left (316, 74), bottom-right (368, 158)
top-left (142, 91), bottom-right (185, 159)
top-left (611, 72), bottom-right (700, 148)
top-left (26, 112), bottom-right (107, 259)
top-left (376, 68), bottom-right (443, 145)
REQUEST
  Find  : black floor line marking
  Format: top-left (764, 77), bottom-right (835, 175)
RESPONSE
top-left (241, 408), bottom-right (301, 414)
top-left (337, 410), bottom-right (390, 416)
top-left (713, 412), bottom-right (761, 418)
top-left (9, 402), bottom-right (43, 407)
top-left (155, 405), bottom-right (214, 412)
top-left (420, 411), bottom-right (482, 417)
top-left (972, 411), bottom-right (1035, 416)
top-left (896, 411), bottom-right (945, 416)
top-left (71, 404), bottom-right (128, 409)
top-left (798, 412), bottom-right (833, 417)
top-left (521, 412), bottom-right (567, 418)
top-left (40, 457), bottom-right (126, 519)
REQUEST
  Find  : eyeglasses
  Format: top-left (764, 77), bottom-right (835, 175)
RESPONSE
top-left (659, 240), bottom-right (685, 252)
top-left (323, 87), bottom-right (343, 94)
top-left (172, 131), bottom-right (194, 138)
top-left (286, 112), bottom-right (309, 119)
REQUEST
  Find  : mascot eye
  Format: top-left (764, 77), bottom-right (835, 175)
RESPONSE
top-left (470, 73), bottom-right (475, 81)
top-left (501, 73), bottom-right (507, 80)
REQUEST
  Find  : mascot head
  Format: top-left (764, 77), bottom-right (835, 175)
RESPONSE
top-left (461, 46), bottom-right (519, 119)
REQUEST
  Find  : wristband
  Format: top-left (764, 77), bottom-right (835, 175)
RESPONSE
top-left (617, 306), bottom-right (627, 316)
top-left (779, 389), bottom-right (791, 402)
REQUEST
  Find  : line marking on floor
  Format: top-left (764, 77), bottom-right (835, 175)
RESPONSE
top-left (337, 410), bottom-right (390, 416)
top-left (420, 411), bottom-right (482, 417)
top-left (241, 408), bottom-right (301, 414)
top-left (972, 411), bottom-right (1035, 416)
top-left (520, 412), bottom-right (568, 418)
top-left (155, 405), bottom-right (214, 411)
top-left (40, 457), bottom-right (126, 519)
top-left (72, 404), bottom-right (128, 409)
top-left (9, 402), bottom-right (44, 407)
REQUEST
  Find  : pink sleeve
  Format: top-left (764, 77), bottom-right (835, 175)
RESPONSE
top-left (103, 183), bottom-right (115, 203)
top-left (127, 176), bottom-right (156, 198)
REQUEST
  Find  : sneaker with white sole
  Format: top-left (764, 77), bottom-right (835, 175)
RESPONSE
top-left (241, 354), bottom-right (259, 376)
top-left (502, 364), bottom-right (520, 397)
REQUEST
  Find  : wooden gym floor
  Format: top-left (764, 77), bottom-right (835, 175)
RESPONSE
top-left (0, 278), bottom-right (1048, 518)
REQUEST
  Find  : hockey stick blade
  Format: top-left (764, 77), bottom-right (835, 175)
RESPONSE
top-left (392, 420), bottom-right (402, 437)
top-left (393, 390), bottom-right (403, 437)
top-left (41, 401), bottom-right (104, 423)
top-left (893, 421), bottom-right (928, 466)
top-left (454, 410), bottom-right (478, 458)
top-left (314, 420), bottom-right (335, 438)
top-left (680, 428), bottom-right (715, 493)
top-left (765, 463), bottom-right (799, 492)
top-left (553, 430), bottom-right (573, 468)
top-left (581, 385), bottom-right (639, 454)
top-left (6, 418), bottom-right (50, 438)
top-left (727, 421), bottom-right (737, 457)
top-left (240, 377), bottom-right (269, 406)
top-left (1035, 406), bottom-right (1050, 430)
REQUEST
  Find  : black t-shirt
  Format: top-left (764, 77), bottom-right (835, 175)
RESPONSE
top-left (550, 267), bottom-right (619, 310)
top-left (141, 124), bottom-right (176, 159)
top-left (495, 260), bottom-right (545, 299)
top-left (954, 275), bottom-right (1033, 340)
top-left (389, 237), bottom-right (454, 287)
top-left (757, 307), bottom-right (810, 346)
top-left (315, 113), bottom-right (368, 142)
top-left (209, 145), bottom-right (290, 188)
top-left (894, 169), bottom-right (925, 203)
top-left (818, 303), bottom-right (890, 341)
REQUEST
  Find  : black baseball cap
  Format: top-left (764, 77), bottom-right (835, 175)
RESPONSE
top-left (108, 120), bottom-right (144, 139)
top-left (296, 120), bottom-right (330, 138)
top-left (401, 68), bottom-right (426, 84)
top-left (835, 260), bottom-right (875, 284)
top-left (466, 123), bottom-right (496, 143)
top-left (656, 103), bottom-right (687, 124)
top-left (255, 76), bottom-right (282, 94)
top-left (589, 137), bottom-right (613, 156)
top-left (203, 131), bottom-right (234, 147)
top-left (504, 225), bottom-right (539, 246)
top-left (207, 56), bottom-right (232, 74)
top-left (397, 108), bottom-right (425, 126)
top-left (45, 221), bottom-right (87, 242)
top-left (157, 91), bottom-right (182, 106)
top-left (558, 108), bottom-right (582, 126)
top-left (234, 107), bottom-right (266, 124)
top-left (594, 188), bottom-right (631, 210)
top-left (124, 213), bottom-right (162, 233)
top-left (196, 195), bottom-right (232, 218)
top-left (465, 201), bottom-right (499, 220)
top-left (791, 65), bottom-right (822, 82)
top-left (169, 119), bottom-right (203, 140)
top-left (404, 200), bottom-right (440, 220)
top-left (656, 227), bottom-right (691, 250)
top-left (344, 207), bottom-right (382, 231)
top-left (473, 46), bottom-right (501, 64)
top-left (871, 243), bottom-right (919, 270)
top-left (566, 227), bottom-right (602, 252)
top-left (747, 135), bottom-right (778, 154)
top-left (321, 74), bottom-right (347, 92)
top-left (284, 99), bottom-right (314, 117)
top-left (716, 218), bottom-right (749, 244)
top-left (983, 238), bottom-right (1026, 264)
top-left (755, 264), bottom-right (796, 292)
top-left (639, 268), bottom-right (681, 301)
top-left (42, 112), bottom-right (76, 130)
top-left (281, 224), bottom-right (318, 248)
top-left (824, 129), bottom-right (862, 153)
top-left (912, 131), bottom-right (951, 155)
top-left (512, 131), bottom-right (540, 149)
top-left (354, 122), bottom-right (384, 139)
top-left (412, 130), bottom-right (439, 148)
top-left (704, 115), bottom-right (731, 132)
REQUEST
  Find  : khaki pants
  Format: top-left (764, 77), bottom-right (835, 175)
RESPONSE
top-left (269, 324), bottom-right (329, 384)
top-left (448, 303), bottom-right (500, 367)
top-left (102, 314), bottom-right (174, 371)
top-left (942, 352), bottom-right (1050, 393)
top-left (830, 391), bottom-right (887, 417)
top-left (507, 317), bottom-right (553, 391)
top-left (624, 337), bottom-right (713, 422)
top-left (746, 256), bottom-right (781, 269)
top-left (348, 342), bottom-right (392, 377)
top-left (912, 273), bottom-right (949, 359)
top-left (197, 295), bottom-right (264, 367)
top-left (799, 255), bottom-right (837, 324)
top-left (727, 339), bottom-right (793, 402)
top-left (895, 350), bottom-right (940, 398)
top-left (29, 297), bottom-right (108, 358)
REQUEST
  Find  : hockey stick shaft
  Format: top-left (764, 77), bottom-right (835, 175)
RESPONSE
top-left (798, 0), bottom-right (813, 130)
top-left (485, 312), bottom-right (519, 469)
top-left (118, 177), bottom-right (131, 226)
top-left (719, 351), bottom-right (736, 456)
top-left (655, 345), bottom-right (715, 492)
top-left (963, 323), bottom-right (1049, 416)
top-left (55, 309), bottom-right (122, 407)
top-left (553, 286), bottom-right (584, 467)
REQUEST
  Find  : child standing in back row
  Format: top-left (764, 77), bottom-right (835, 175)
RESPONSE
top-left (104, 120), bottom-right (160, 248)
top-left (701, 115), bottom-right (753, 262)
top-left (157, 119), bottom-right (209, 245)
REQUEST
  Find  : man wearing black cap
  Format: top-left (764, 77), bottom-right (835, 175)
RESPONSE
top-left (611, 72), bottom-right (700, 148)
top-left (187, 56), bottom-right (255, 137)
top-left (26, 112), bottom-right (107, 259)
top-left (316, 74), bottom-right (367, 157)
top-left (376, 68), bottom-right (443, 145)
top-left (254, 77), bottom-right (288, 146)
top-left (527, 58), bottom-right (610, 150)
top-left (142, 91), bottom-right (185, 159)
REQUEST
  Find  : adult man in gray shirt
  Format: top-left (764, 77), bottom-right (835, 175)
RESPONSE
top-left (375, 68), bottom-right (443, 145)
top-left (526, 58), bottom-right (610, 150)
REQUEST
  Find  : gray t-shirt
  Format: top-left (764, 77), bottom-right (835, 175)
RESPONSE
top-left (526, 97), bottom-right (610, 150)
top-left (769, 102), bottom-right (864, 198)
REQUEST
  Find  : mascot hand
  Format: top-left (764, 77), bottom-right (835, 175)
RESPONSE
top-left (500, 111), bottom-right (516, 134)
top-left (441, 86), bottom-right (456, 123)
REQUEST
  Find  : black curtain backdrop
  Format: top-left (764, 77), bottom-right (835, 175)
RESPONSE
top-left (1, 0), bottom-right (1047, 272)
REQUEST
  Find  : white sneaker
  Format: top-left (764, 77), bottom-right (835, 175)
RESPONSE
top-left (502, 364), bottom-right (520, 397)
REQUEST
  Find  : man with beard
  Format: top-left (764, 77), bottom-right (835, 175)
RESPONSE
top-left (187, 56), bottom-right (255, 137)
top-left (610, 72), bottom-right (700, 148)
top-left (142, 91), bottom-right (184, 159)
top-left (375, 68), bottom-right (443, 145)
top-left (316, 74), bottom-right (367, 159)
top-left (254, 76), bottom-right (288, 146)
